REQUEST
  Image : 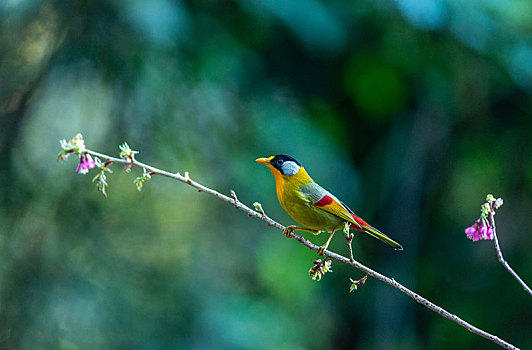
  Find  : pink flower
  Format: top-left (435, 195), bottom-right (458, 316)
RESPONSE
top-left (465, 222), bottom-right (481, 241)
top-left (484, 226), bottom-right (494, 240)
top-left (465, 219), bottom-right (494, 241)
top-left (465, 194), bottom-right (502, 242)
top-left (479, 223), bottom-right (494, 240)
top-left (76, 154), bottom-right (96, 174)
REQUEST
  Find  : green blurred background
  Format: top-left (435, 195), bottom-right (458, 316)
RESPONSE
top-left (1, 0), bottom-right (531, 349)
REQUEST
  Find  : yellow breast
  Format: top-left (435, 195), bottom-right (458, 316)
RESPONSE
top-left (272, 167), bottom-right (343, 231)
top-left (273, 167), bottom-right (312, 208)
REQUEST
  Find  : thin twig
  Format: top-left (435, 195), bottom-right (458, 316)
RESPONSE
top-left (489, 212), bottom-right (532, 295)
top-left (345, 231), bottom-right (355, 263)
top-left (82, 149), bottom-right (519, 350)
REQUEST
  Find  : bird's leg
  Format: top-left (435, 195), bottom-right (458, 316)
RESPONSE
top-left (283, 225), bottom-right (320, 238)
top-left (317, 229), bottom-right (336, 256)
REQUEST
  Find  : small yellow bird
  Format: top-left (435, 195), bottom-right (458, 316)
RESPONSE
top-left (256, 154), bottom-right (403, 255)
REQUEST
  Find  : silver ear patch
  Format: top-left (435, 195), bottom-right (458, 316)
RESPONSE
top-left (282, 161), bottom-right (300, 175)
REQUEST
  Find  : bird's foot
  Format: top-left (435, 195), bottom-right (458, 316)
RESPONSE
top-left (317, 243), bottom-right (329, 256)
top-left (283, 225), bottom-right (296, 238)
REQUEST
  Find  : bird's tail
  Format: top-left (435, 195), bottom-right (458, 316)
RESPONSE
top-left (349, 214), bottom-right (403, 250)
top-left (361, 224), bottom-right (403, 250)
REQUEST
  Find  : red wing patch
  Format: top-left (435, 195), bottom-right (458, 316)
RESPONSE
top-left (314, 195), bottom-right (334, 207)
top-left (349, 214), bottom-right (369, 231)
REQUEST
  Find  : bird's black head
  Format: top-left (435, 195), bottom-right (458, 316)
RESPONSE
top-left (269, 154), bottom-right (301, 175)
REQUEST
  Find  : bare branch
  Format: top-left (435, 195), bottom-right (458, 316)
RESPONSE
top-left (82, 148), bottom-right (519, 350)
top-left (489, 212), bottom-right (532, 295)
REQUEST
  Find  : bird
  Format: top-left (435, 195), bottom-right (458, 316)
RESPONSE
top-left (256, 154), bottom-right (403, 255)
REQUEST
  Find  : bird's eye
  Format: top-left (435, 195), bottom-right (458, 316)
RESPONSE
top-left (277, 159), bottom-right (283, 165)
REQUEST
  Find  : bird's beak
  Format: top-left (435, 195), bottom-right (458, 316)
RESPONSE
top-left (255, 157), bottom-right (270, 165)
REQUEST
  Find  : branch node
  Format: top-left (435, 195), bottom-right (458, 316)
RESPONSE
top-left (349, 273), bottom-right (369, 292)
top-left (230, 190), bottom-right (240, 208)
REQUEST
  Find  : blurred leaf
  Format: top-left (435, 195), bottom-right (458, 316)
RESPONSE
top-left (345, 56), bottom-right (406, 121)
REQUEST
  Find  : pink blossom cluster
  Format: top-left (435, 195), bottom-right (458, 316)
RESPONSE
top-left (465, 219), bottom-right (494, 241)
top-left (464, 194), bottom-right (503, 242)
